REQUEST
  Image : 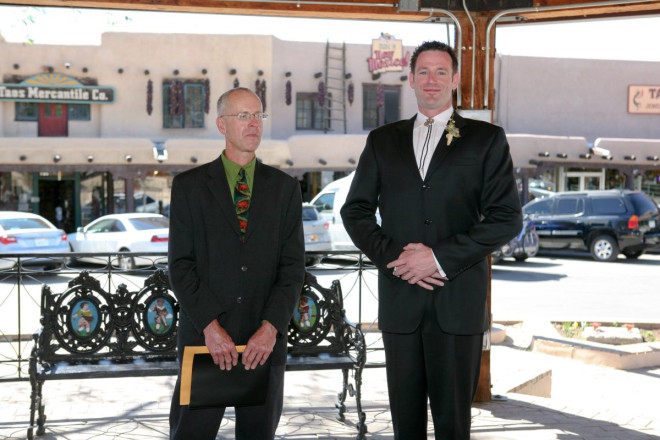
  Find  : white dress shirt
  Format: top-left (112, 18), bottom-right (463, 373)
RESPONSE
top-left (412, 107), bottom-right (454, 180)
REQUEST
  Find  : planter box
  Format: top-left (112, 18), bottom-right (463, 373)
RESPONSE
top-left (533, 334), bottom-right (660, 370)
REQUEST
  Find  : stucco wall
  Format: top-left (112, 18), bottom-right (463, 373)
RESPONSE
top-left (99, 33), bottom-right (275, 139)
top-left (1, 33), bottom-right (276, 139)
top-left (494, 55), bottom-right (660, 143)
top-left (270, 38), bottom-right (418, 139)
top-left (2, 33), bottom-right (421, 143)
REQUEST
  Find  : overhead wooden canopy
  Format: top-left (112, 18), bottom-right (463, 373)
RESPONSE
top-left (3, 0), bottom-right (658, 405)
top-left (1, 0), bottom-right (659, 22)
top-left (3, 0), bottom-right (659, 111)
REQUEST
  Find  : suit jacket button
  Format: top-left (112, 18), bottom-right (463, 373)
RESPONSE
top-left (424, 219), bottom-right (433, 225)
top-left (236, 296), bottom-right (242, 303)
top-left (422, 184), bottom-right (431, 190)
top-left (241, 265), bottom-right (248, 272)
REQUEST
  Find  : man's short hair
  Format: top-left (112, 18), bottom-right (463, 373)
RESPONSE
top-left (410, 41), bottom-right (459, 75)
top-left (216, 87), bottom-right (261, 117)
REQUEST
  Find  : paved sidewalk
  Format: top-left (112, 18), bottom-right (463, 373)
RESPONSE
top-left (2, 332), bottom-right (659, 440)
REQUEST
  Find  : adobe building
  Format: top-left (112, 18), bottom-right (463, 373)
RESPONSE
top-left (495, 55), bottom-right (660, 199)
top-left (0, 32), bottom-right (418, 229)
top-left (1, 32), bottom-right (659, 230)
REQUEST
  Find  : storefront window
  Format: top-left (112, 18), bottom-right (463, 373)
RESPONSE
top-left (296, 92), bottom-right (330, 130)
top-left (362, 84), bottom-right (400, 130)
top-left (68, 104), bottom-right (91, 121)
top-left (15, 102), bottom-right (38, 121)
top-left (1, 172), bottom-right (34, 212)
top-left (642, 171), bottom-right (660, 200)
top-left (162, 81), bottom-right (205, 128)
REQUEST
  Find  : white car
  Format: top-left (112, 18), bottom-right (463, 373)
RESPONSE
top-left (310, 173), bottom-right (357, 251)
top-left (0, 211), bottom-right (70, 270)
top-left (310, 172), bottom-right (381, 251)
top-left (68, 213), bottom-right (169, 269)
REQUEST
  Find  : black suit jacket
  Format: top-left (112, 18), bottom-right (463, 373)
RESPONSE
top-left (341, 113), bottom-right (522, 335)
top-left (168, 156), bottom-right (305, 366)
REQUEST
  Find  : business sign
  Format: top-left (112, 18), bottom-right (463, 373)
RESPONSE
top-left (367, 34), bottom-right (411, 74)
top-left (0, 73), bottom-right (115, 104)
top-left (628, 85), bottom-right (660, 114)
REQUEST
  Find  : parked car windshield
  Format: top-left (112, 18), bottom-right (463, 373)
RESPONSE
top-left (628, 193), bottom-right (659, 216)
top-left (129, 216), bottom-right (169, 230)
top-left (0, 217), bottom-right (51, 230)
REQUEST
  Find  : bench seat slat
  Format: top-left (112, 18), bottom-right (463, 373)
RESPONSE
top-left (39, 361), bottom-right (179, 379)
top-left (286, 354), bottom-right (357, 371)
top-left (39, 354), bottom-right (358, 379)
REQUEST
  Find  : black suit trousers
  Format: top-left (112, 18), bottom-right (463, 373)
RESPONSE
top-left (382, 294), bottom-right (483, 440)
top-left (169, 363), bottom-right (286, 440)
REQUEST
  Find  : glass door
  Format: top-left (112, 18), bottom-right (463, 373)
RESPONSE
top-left (564, 170), bottom-right (604, 191)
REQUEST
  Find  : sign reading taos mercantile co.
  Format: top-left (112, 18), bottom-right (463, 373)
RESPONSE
top-left (0, 73), bottom-right (115, 104)
top-left (628, 85), bottom-right (660, 114)
top-left (367, 34), bottom-right (410, 74)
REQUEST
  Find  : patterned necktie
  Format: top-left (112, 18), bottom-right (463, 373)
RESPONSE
top-left (418, 118), bottom-right (434, 177)
top-left (233, 168), bottom-right (250, 242)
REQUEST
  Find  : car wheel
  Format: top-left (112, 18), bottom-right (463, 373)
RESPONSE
top-left (590, 235), bottom-right (618, 262)
top-left (514, 254), bottom-right (528, 262)
top-left (118, 250), bottom-right (136, 270)
top-left (68, 243), bottom-right (80, 266)
top-left (622, 249), bottom-right (644, 259)
top-left (305, 256), bottom-right (322, 267)
top-left (523, 230), bottom-right (539, 258)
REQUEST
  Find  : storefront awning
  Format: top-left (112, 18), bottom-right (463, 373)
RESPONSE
top-left (287, 135), bottom-right (367, 172)
top-left (506, 134), bottom-right (592, 173)
top-left (594, 138), bottom-right (660, 167)
top-left (0, 137), bottom-right (157, 168)
top-left (2, 134), bottom-right (657, 177)
top-left (163, 138), bottom-right (292, 168)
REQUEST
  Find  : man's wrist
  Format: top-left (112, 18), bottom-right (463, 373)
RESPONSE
top-left (261, 319), bottom-right (277, 335)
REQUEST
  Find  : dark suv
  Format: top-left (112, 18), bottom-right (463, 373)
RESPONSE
top-left (523, 190), bottom-right (660, 262)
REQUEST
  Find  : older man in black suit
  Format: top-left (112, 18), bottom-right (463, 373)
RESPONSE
top-left (341, 41), bottom-right (522, 439)
top-left (168, 87), bottom-right (305, 440)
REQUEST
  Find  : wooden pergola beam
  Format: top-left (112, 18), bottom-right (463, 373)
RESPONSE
top-left (2, 0), bottom-right (660, 22)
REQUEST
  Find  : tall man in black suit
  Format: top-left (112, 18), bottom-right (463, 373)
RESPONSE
top-left (168, 87), bottom-right (305, 439)
top-left (341, 41), bottom-right (522, 439)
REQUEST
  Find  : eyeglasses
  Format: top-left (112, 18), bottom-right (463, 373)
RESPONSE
top-left (220, 112), bottom-right (268, 121)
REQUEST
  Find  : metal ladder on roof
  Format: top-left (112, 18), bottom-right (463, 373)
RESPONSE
top-left (322, 41), bottom-right (347, 134)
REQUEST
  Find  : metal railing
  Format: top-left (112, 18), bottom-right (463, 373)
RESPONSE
top-left (0, 250), bottom-right (380, 381)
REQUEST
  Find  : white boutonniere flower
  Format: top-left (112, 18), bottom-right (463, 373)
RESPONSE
top-left (445, 118), bottom-right (461, 146)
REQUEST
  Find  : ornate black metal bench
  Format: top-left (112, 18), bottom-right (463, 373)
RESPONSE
top-left (28, 270), bottom-right (366, 439)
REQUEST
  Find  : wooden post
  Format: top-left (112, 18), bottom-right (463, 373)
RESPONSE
top-left (455, 13), bottom-right (498, 403)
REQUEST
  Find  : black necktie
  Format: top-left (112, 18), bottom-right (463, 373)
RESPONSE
top-left (418, 118), bottom-right (434, 176)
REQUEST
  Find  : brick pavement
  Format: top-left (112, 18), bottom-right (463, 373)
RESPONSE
top-left (1, 340), bottom-right (659, 439)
